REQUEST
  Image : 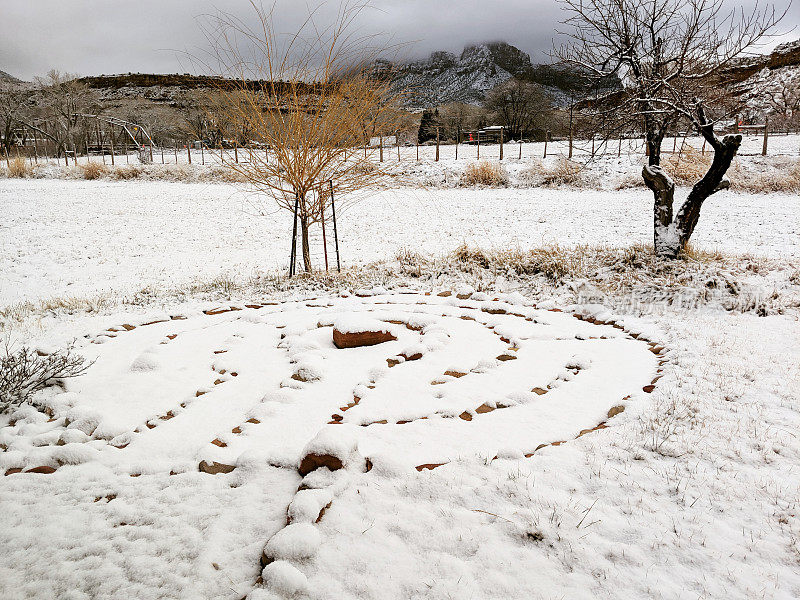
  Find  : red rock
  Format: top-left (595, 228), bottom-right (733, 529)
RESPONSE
top-left (333, 328), bottom-right (396, 349)
top-left (199, 460), bottom-right (235, 474)
top-left (443, 370), bottom-right (466, 378)
top-left (298, 453), bottom-right (344, 476)
top-left (607, 405), bottom-right (625, 418)
top-left (25, 466), bottom-right (57, 474)
top-left (415, 462), bottom-right (446, 471)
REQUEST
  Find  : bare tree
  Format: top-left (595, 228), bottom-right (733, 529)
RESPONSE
top-left (31, 71), bottom-right (99, 158)
top-left (202, 1), bottom-right (405, 273)
top-left (440, 102), bottom-right (483, 141)
top-left (0, 81), bottom-right (30, 156)
top-left (556, 0), bottom-right (786, 258)
top-left (483, 78), bottom-right (552, 140)
top-left (764, 69), bottom-right (800, 128)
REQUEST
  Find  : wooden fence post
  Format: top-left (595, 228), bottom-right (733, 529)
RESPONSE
top-left (379, 134), bottom-right (383, 162)
top-left (109, 128), bottom-right (115, 166)
top-left (543, 132), bottom-right (548, 158)
top-left (499, 126), bottom-right (504, 160)
top-left (435, 128), bottom-right (439, 162)
top-left (518, 139), bottom-right (522, 160)
top-left (568, 107), bottom-right (573, 159)
top-left (762, 117), bottom-right (769, 156)
top-left (187, 143), bottom-right (192, 165)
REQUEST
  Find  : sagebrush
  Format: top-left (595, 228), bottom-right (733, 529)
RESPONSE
top-left (0, 344), bottom-right (91, 414)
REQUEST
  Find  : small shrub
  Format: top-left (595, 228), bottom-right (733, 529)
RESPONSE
top-left (78, 162), bottom-right (109, 180)
top-left (614, 172), bottom-right (646, 190)
top-left (540, 157), bottom-right (582, 187)
top-left (453, 243), bottom-right (491, 268)
top-left (110, 165), bottom-right (144, 180)
top-left (0, 344), bottom-right (91, 414)
top-left (518, 159), bottom-right (545, 186)
top-left (199, 166), bottom-right (248, 183)
top-left (729, 159), bottom-right (800, 194)
top-left (460, 160), bottom-right (509, 186)
top-left (7, 156), bottom-right (33, 178)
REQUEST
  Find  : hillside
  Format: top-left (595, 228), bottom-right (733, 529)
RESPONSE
top-left (0, 70), bottom-right (23, 84)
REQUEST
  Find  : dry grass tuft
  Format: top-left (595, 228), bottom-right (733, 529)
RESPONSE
top-left (460, 160), bottom-right (509, 186)
top-left (541, 158), bottom-right (583, 186)
top-left (198, 166), bottom-right (248, 183)
top-left (78, 162), bottom-right (109, 180)
top-left (521, 157), bottom-right (583, 187)
top-left (729, 159), bottom-right (800, 194)
top-left (614, 171), bottom-right (646, 190)
top-left (663, 146), bottom-right (712, 185)
top-left (110, 165), bottom-right (144, 180)
top-left (7, 157), bottom-right (33, 178)
top-left (453, 244), bottom-right (492, 269)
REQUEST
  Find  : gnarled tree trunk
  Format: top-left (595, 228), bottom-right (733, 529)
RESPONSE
top-left (644, 133), bottom-right (741, 259)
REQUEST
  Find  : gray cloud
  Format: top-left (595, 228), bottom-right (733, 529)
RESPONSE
top-left (1, 0), bottom-right (797, 80)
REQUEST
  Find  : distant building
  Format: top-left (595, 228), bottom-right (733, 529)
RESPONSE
top-left (461, 126), bottom-right (505, 144)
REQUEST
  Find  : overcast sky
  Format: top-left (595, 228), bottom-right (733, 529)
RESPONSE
top-left (1, 0), bottom-right (797, 80)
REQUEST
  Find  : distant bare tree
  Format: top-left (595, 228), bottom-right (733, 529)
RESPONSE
top-left (483, 78), bottom-right (552, 140)
top-left (204, 1), bottom-right (405, 272)
top-left (556, 0), bottom-right (786, 258)
top-left (440, 102), bottom-right (483, 141)
top-left (765, 70), bottom-right (800, 128)
top-left (32, 71), bottom-right (99, 158)
top-left (0, 82), bottom-right (29, 156)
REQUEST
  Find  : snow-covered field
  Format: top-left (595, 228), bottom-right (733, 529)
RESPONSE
top-left (1, 167), bottom-right (799, 599)
top-left (1, 178), bottom-right (798, 307)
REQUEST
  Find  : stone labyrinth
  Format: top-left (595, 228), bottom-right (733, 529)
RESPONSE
top-left (1, 289), bottom-right (665, 595)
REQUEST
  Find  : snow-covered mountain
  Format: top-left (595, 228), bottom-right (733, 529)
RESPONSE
top-left (386, 41), bottom-right (618, 109)
top-left (389, 42), bottom-right (535, 108)
top-left (726, 40), bottom-right (800, 121)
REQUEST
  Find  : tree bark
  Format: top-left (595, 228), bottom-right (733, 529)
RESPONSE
top-left (300, 212), bottom-right (312, 272)
top-left (643, 164), bottom-right (677, 256)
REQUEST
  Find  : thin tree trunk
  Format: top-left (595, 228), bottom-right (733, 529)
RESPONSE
top-left (300, 212), bottom-right (312, 272)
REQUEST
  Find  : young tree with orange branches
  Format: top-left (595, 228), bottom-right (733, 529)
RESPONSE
top-left (204, 1), bottom-right (405, 272)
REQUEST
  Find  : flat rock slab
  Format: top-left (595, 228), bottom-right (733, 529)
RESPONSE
top-left (333, 328), bottom-right (396, 349)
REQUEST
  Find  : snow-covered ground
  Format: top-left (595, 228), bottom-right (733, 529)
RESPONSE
top-left (1, 179), bottom-right (798, 307)
top-left (1, 167), bottom-right (799, 600)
